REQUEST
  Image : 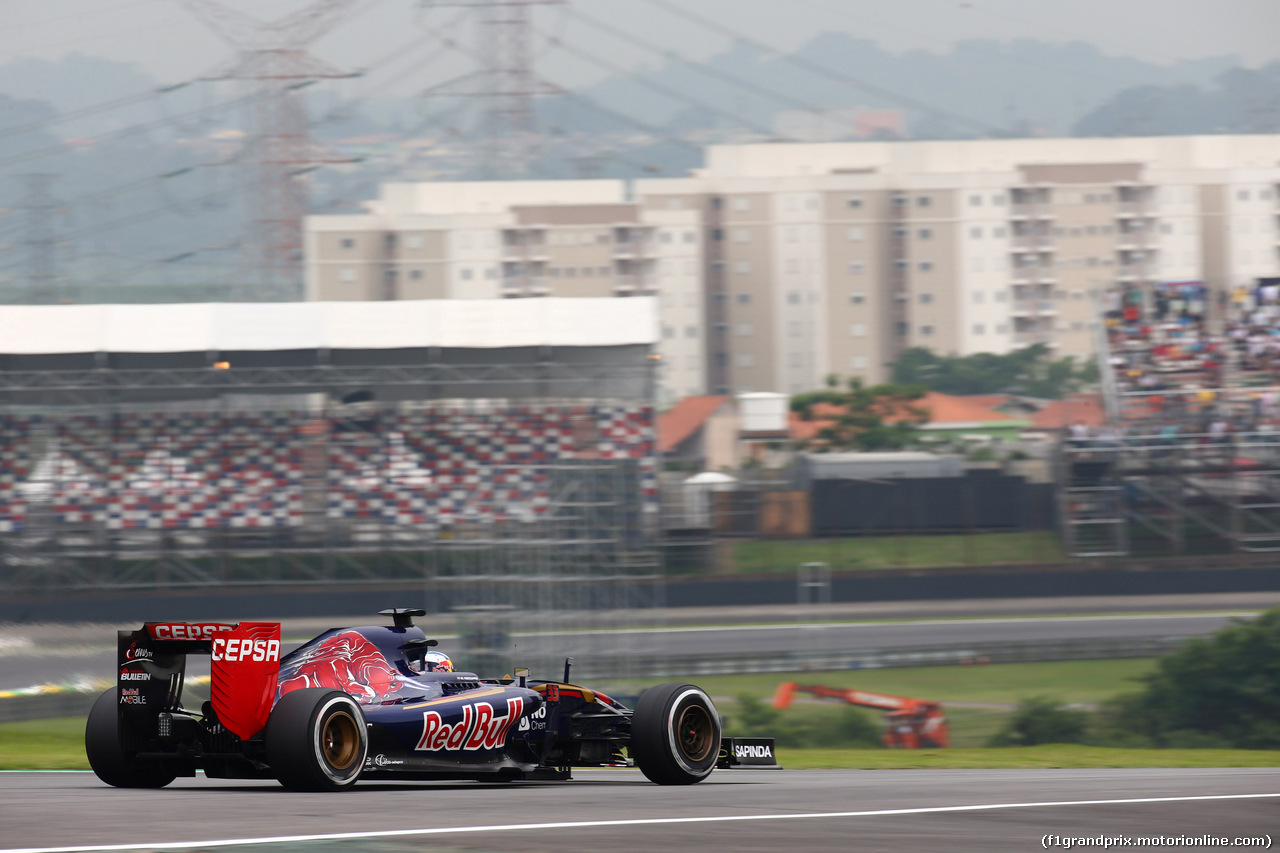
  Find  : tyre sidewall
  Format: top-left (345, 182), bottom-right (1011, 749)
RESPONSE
top-left (632, 682), bottom-right (721, 784)
top-left (661, 686), bottom-right (720, 779)
top-left (268, 688), bottom-right (368, 791)
top-left (84, 687), bottom-right (176, 789)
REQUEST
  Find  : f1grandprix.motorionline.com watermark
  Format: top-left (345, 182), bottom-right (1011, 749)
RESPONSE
top-left (1043, 835), bottom-right (1271, 849)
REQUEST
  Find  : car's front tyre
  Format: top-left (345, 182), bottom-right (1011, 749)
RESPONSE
top-left (85, 688), bottom-right (177, 789)
top-left (630, 683), bottom-right (721, 785)
top-left (266, 688), bottom-right (367, 792)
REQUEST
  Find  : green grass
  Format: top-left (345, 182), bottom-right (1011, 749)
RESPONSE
top-left (730, 531), bottom-right (1067, 572)
top-left (631, 660), bottom-right (1159, 749)
top-left (0, 717), bottom-right (88, 770)
top-left (777, 745), bottom-right (1280, 769)
top-left (640, 659), bottom-right (1159, 706)
top-left (1, 660), bottom-right (1266, 770)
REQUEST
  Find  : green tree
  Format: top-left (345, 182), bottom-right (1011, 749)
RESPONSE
top-left (1113, 610), bottom-right (1280, 749)
top-left (790, 376), bottom-right (928, 452)
top-left (890, 344), bottom-right (1096, 399)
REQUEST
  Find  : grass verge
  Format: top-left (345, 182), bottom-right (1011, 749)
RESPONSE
top-left (3, 718), bottom-right (1276, 772)
top-left (731, 531), bottom-right (1066, 572)
top-left (778, 745), bottom-right (1280, 769)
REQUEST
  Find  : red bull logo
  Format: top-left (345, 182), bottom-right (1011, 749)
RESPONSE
top-left (416, 697), bottom-right (525, 752)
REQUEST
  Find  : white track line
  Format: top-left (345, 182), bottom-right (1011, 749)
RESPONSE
top-left (6, 793), bottom-right (1278, 853)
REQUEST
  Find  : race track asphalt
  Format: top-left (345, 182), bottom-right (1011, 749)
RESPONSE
top-left (1, 768), bottom-right (1276, 853)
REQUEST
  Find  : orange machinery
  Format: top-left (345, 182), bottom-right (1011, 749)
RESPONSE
top-left (772, 682), bottom-right (951, 749)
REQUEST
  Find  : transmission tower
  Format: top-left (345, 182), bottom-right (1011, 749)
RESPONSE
top-left (177, 1), bottom-right (358, 300)
top-left (421, 0), bottom-right (564, 177)
top-left (18, 174), bottom-right (60, 303)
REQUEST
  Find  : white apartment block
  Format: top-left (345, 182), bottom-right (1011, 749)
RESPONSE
top-left (306, 135), bottom-right (1280, 401)
top-left (305, 181), bottom-right (704, 406)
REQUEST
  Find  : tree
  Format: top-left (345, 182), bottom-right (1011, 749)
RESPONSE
top-left (1110, 609), bottom-right (1280, 749)
top-left (890, 345), bottom-right (1097, 399)
top-left (791, 376), bottom-right (927, 452)
top-left (989, 697), bottom-right (1090, 747)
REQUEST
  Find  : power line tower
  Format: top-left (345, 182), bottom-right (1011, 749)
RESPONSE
top-left (177, 1), bottom-right (359, 301)
top-left (18, 173), bottom-right (60, 303)
top-left (421, 0), bottom-right (564, 178)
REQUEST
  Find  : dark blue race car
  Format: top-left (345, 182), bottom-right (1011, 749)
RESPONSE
top-left (86, 608), bottom-right (777, 790)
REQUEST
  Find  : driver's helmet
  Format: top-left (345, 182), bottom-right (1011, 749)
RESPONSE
top-left (422, 651), bottom-right (453, 673)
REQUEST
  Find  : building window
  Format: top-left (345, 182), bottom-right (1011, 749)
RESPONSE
top-left (789, 352), bottom-right (803, 367)
top-left (972, 291), bottom-right (985, 304)
top-left (788, 321), bottom-right (802, 337)
top-left (406, 235), bottom-right (422, 249)
top-left (659, 230), bottom-right (672, 244)
top-left (733, 197), bottom-right (749, 211)
top-left (736, 353), bottom-right (754, 368)
top-left (893, 259), bottom-right (909, 270)
top-left (970, 227), bottom-right (983, 239)
top-left (733, 229), bottom-right (749, 243)
top-left (970, 195), bottom-right (983, 207)
top-left (917, 196), bottom-right (931, 207)
top-left (850, 292), bottom-right (865, 305)
top-left (992, 193), bottom-right (1006, 205)
top-left (736, 293), bottom-right (751, 304)
top-left (851, 355), bottom-right (867, 369)
top-left (1238, 189), bottom-right (1251, 201)
top-left (848, 260), bottom-right (864, 274)
top-left (685, 325), bottom-right (699, 338)
top-left (847, 226), bottom-right (864, 241)
top-left (850, 323), bottom-right (866, 337)
top-left (340, 237), bottom-right (355, 250)
top-left (340, 268), bottom-right (356, 282)
top-left (460, 268), bottom-right (473, 281)
top-left (895, 321), bottom-right (908, 335)
top-left (787, 291), bottom-right (801, 305)
top-left (996, 323), bottom-right (1010, 334)
top-left (735, 260), bottom-right (750, 274)
top-left (736, 323), bottom-right (753, 336)
top-left (919, 260), bottom-right (933, 272)
top-left (919, 292), bottom-right (934, 304)
top-left (920, 324), bottom-right (935, 336)
top-left (684, 231), bottom-right (695, 243)
top-left (918, 228), bottom-right (932, 240)
top-left (892, 194), bottom-right (907, 206)
top-left (846, 195), bottom-right (863, 209)
top-left (972, 324), bottom-right (985, 335)
top-left (408, 269), bottom-right (422, 281)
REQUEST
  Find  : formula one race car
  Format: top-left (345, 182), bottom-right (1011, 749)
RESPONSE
top-left (86, 609), bottom-right (777, 790)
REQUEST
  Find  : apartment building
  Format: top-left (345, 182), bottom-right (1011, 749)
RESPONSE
top-left (633, 135), bottom-right (1280, 395)
top-left (305, 181), bottom-right (705, 405)
top-left (307, 135), bottom-right (1280, 401)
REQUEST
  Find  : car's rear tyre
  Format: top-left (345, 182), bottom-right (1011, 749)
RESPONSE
top-left (84, 688), bottom-right (177, 789)
top-left (630, 683), bottom-right (721, 785)
top-left (266, 689), bottom-right (367, 792)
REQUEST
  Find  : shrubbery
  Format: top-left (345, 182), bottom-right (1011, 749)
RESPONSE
top-left (725, 693), bottom-right (882, 749)
top-left (988, 697), bottom-right (1089, 747)
top-left (991, 610), bottom-right (1280, 749)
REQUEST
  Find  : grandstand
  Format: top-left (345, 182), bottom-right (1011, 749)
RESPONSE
top-left (1060, 282), bottom-right (1280, 559)
top-left (0, 298), bottom-right (662, 676)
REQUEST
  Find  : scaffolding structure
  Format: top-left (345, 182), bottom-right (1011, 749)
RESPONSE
top-left (0, 341), bottom-right (662, 682)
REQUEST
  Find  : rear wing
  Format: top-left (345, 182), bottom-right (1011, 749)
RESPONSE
top-left (117, 621), bottom-right (282, 740)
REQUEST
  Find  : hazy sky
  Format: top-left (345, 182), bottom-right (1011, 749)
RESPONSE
top-left (3, 0), bottom-right (1277, 95)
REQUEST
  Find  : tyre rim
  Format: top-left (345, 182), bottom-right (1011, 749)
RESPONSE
top-left (676, 704), bottom-right (714, 763)
top-left (320, 710), bottom-right (360, 772)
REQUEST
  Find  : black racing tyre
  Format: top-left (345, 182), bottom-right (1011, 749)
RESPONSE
top-left (266, 689), bottom-right (368, 792)
top-left (630, 683), bottom-right (721, 785)
top-left (84, 688), bottom-right (177, 789)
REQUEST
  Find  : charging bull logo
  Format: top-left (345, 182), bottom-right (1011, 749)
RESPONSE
top-left (276, 630), bottom-right (402, 705)
top-left (416, 698), bottom-right (525, 752)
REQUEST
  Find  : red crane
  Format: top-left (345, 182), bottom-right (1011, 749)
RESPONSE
top-left (772, 682), bottom-right (951, 749)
